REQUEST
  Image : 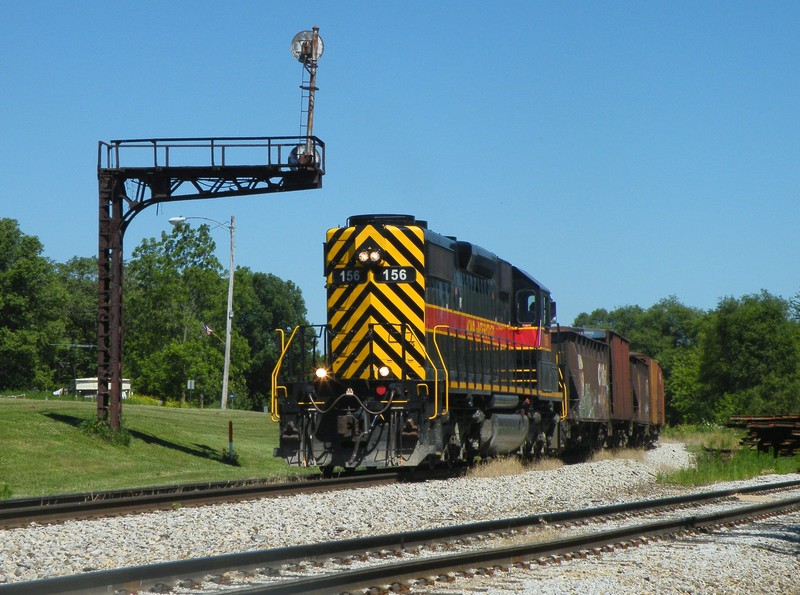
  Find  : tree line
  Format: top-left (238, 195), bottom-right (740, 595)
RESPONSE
top-left (2, 216), bottom-right (798, 421)
top-left (0, 218), bottom-right (307, 410)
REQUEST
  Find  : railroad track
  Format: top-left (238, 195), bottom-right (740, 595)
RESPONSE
top-left (0, 467), bottom-right (462, 529)
top-left (3, 479), bottom-right (798, 595)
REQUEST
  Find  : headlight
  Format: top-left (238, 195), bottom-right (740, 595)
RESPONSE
top-left (369, 249), bottom-right (382, 263)
top-left (315, 367), bottom-right (328, 379)
top-left (357, 250), bottom-right (370, 263)
top-left (378, 365), bottom-right (390, 378)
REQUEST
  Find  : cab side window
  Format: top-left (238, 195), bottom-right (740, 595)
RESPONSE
top-left (517, 291), bottom-right (539, 325)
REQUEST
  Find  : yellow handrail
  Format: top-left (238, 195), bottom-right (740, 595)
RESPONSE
top-left (426, 324), bottom-right (449, 420)
top-left (419, 340), bottom-right (440, 419)
top-left (276, 328), bottom-right (286, 353)
top-left (270, 326), bottom-right (300, 422)
top-left (556, 347), bottom-right (568, 419)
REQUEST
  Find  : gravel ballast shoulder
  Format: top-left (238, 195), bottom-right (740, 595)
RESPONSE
top-left (440, 511), bottom-right (800, 595)
top-left (1, 442), bottom-right (798, 593)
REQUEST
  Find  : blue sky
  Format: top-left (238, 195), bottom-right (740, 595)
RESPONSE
top-left (2, 1), bottom-right (798, 325)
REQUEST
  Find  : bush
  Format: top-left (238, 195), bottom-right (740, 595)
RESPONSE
top-left (126, 394), bottom-right (163, 407)
top-left (79, 417), bottom-right (132, 447)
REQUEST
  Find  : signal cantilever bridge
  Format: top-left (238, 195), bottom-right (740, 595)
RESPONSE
top-left (97, 135), bottom-right (325, 429)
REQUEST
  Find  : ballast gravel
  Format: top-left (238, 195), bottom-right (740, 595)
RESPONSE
top-left (435, 511), bottom-right (800, 595)
top-left (1, 442), bottom-right (798, 594)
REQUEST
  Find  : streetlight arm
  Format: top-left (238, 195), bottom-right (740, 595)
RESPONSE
top-left (169, 215), bottom-right (232, 232)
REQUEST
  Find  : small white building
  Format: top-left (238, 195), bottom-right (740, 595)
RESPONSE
top-left (71, 378), bottom-right (131, 399)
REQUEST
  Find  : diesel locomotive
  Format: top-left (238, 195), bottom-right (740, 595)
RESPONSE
top-left (271, 214), bottom-right (664, 471)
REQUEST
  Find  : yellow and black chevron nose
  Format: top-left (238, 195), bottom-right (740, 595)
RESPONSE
top-left (325, 222), bottom-right (426, 380)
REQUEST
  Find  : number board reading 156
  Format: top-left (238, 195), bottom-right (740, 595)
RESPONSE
top-left (332, 267), bottom-right (416, 285)
top-left (376, 267), bottom-right (416, 283)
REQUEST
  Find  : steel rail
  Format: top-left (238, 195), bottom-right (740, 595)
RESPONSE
top-left (238, 491), bottom-right (800, 595)
top-left (0, 467), bottom-right (430, 528)
top-left (2, 479), bottom-right (798, 595)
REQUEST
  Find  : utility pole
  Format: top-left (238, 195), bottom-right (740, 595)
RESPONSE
top-left (221, 215), bottom-right (234, 409)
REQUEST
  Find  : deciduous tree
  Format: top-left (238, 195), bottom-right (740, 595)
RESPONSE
top-left (53, 256), bottom-right (97, 384)
top-left (0, 219), bottom-right (65, 389)
top-left (234, 267), bottom-right (308, 408)
top-left (125, 223), bottom-right (250, 405)
top-left (698, 291), bottom-right (800, 420)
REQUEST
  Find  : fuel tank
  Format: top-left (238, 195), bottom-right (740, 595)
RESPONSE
top-left (479, 413), bottom-right (529, 456)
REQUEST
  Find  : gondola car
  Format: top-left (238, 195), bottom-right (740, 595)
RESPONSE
top-left (271, 214), bottom-right (664, 470)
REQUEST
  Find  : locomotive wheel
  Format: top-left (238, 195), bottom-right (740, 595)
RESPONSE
top-left (443, 442), bottom-right (463, 468)
top-left (444, 422), bottom-right (467, 466)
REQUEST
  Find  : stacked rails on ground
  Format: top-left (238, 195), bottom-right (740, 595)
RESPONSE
top-left (728, 415), bottom-right (800, 456)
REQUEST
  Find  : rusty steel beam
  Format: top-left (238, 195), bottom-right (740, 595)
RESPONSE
top-left (96, 136), bottom-right (324, 429)
top-left (96, 174), bottom-right (112, 422)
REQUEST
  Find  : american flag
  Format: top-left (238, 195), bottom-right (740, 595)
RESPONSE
top-left (202, 323), bottom-right (214, 335)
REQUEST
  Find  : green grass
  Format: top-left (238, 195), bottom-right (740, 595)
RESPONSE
top-left (0, 398), bottom-right (310, 498)
top-left (660, 422), bottom-right (744, 451)
top-left (2, 401), bottom-right (798, 499)
top-left (660, 447), bottom-right (800, 486)
top-left (659, 423), bottom-right (800, 486)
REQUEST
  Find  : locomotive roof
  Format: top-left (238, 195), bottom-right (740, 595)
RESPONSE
top-left (347, 214), bottom-right (427, 228)
top-left (513, 265), bottom-right (551, 295)
top-left (345, 214), bottom-right (551, 293)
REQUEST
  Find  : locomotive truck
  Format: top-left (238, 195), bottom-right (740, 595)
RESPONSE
top-left (271, 214), bottom-right (664, 471)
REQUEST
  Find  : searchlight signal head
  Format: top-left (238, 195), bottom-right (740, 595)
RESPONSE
top-left (291, 27), bottom-right (324, 64)
top-left (290, 26), bottom-right (323, 164)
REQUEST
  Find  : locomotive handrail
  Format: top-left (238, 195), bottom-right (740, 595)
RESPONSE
top-left (426, 325), bottom-right (450, 420)
top-left (554, 325), bottom-right (568, 418)
top-left (277, 328), bottom-right (286, 352)
top-left (445, 326), bottom-right (542, 395)
top-left (420, 332), bottom-right (442, 419)
top-left (270, 326), bottom-right (301, 422)
top-left (367, 321), bottom-right (419, 381)
top-left (558, 367), bottom-right (568, 418)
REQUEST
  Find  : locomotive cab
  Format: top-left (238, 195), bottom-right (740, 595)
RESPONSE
top-left (514, 272), bottom-right (556, 328)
